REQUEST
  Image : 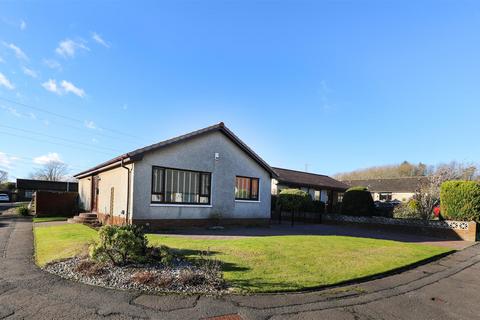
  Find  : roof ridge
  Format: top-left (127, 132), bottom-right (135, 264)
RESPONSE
top-left (344, 176), bottom-right (427, 181)
top-left (272, 166), bottom-right (331, 178)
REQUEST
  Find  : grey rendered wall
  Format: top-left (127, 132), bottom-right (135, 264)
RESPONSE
top-left (132, 131), bottom-right (271, 220)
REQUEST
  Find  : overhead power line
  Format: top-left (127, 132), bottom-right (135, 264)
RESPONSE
top-left (0, 131), bottom-right (117, 156)
top-left (0, 96), bottom-right (146, 142)
top-left (0, 124), bottom-right (124, 153)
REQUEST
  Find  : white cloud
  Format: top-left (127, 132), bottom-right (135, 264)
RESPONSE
top-left (3, 42), bottom-right (28, 61)
top-left (42, 79), bottom-right (61, 94)
top-left (20, 20), bottom-right (26, 30)
top-left (0, 152), bottom-right (19, 169)
top-left (0, 56), bottom-right (4, 63)
top-left (42, 79), bottom-right (85, 97)
top-left (0, 72), bottom-right (14, 90)
top-left (61, 80), bottom-right (85, 97)
top-left (0, 105), bottom-right (21, 117)
top-left (84, 120), bottom-right (96, 129)
top-left (92, 32), bottom-right (110, 48)
top-left (91, 138), bottom-right (98, 143)
top-left (33, 152), bottom-right (62, 165)
top-left (55, 39), bottom-right (89, 58)
top-left (22, 66), bottom-right (37, 78)
top-left (43, 59), bottom-right (62, 70)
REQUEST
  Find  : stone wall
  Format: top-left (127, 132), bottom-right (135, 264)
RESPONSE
top-left (323, 213), bottom-right (477, 241)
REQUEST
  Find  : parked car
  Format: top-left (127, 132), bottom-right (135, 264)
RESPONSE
top-left (0, 193), bottom-right (10, 202)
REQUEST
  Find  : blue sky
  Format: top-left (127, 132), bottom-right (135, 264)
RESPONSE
top-left (0, 1), bottom-right (479, 181)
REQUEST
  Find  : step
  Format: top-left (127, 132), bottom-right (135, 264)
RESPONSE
top-left (79, 212), bottom-right (98, 219)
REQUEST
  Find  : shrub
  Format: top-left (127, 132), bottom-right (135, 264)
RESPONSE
top-left (346, 186), bottom-right (369, 192)
top-left (74, 259), bottom-right (105, 277)
top-left (340, 188), bottom-right (374, 216)
top-left (131, 271), bottom-right (157, 285)
top-left (393, 200), bottom-right (422, 219)
top-left (16, 205), bottom-right (30, 216)
top-left (278, 189), bottom-right (310, 212)
top-left (147, 245), bottom-right (173, 265)
top-left (89, 225), bottom-right (148, 265)
top-left (302, 200), bottom-right (325, 213)
top-left (440, 181), bottom-right (480, 222)
top-left (178, 269), bottom-right (206, 286)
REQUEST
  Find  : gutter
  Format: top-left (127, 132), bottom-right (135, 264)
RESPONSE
top-left (121, 158), bottom-right (132, 225)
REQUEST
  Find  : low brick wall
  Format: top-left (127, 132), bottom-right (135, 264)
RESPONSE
top-left (133, 218), bottom-right (269, 230)
top-left (33, 191), bottom-right (78, 217)
top-left (96, 212), bottom-right (128, 225)
top-left (323, 213), bottom-right (477, 241)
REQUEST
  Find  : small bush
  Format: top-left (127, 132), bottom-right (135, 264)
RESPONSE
top-left (147, 245), bottom-right (173, 265)
top-left (17, 205), bottom-right (30, 216)
top-left (157, 274), bottom-right (175, 287)
top-left (178, 269), bottom-right (206, 286)
top-left (340, 188), bottom-right (374, 216)
top-left (131, 271), bottom-right (157, 285)
top-left (89, 225), bottom-right (148, 265)
top-left (393, 200), bottom-right (422, 219)
top-left (278, 189), bottom-right (311, 212)
top-left (74, 260), bottom-right (105, 277)
top-left (440, 181), bottom-right (480, 222)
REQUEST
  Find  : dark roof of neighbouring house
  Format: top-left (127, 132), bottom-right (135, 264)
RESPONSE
top-left (342, 177), bottom-right (428, 193)
top-left (16, 179), bottom-right (78, 192)
top-left (74, 122), bottom-right (276, 178)
top-left (272, 167), bottom-right (349, 191)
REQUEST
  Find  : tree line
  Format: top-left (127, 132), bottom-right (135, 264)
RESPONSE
top-left (334, 161), bottom-right (478, 181)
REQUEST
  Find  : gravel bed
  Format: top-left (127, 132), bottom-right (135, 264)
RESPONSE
top-left (44, 257), bottom-right (227, 294)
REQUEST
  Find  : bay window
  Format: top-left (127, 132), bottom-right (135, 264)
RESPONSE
top-left (151, 166), bottom-right (211, 204)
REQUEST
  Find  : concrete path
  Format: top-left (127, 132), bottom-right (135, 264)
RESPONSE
top-left (0, 215), bottom-right (479, 319)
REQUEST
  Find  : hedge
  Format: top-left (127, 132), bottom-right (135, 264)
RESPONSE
top-left (340, 187), bottom-right (374, 216)
top-left (440, 181), bottom-right (480, 222)
top-left (278, 189), bottom-right (310, 212)
top-left (303, 200), bottom-right (325, 214)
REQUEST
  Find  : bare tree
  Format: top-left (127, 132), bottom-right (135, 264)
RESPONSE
top-left (415, 165), bottom-right (462, 220)
top-left (30, 161), bottom-right (69, 181)
top-left (0, 170), bottom-right (7, 184)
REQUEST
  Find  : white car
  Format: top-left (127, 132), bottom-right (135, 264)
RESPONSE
top-left (0, 193), bottom-right (9, 202)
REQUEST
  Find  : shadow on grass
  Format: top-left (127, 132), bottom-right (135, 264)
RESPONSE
top-left (171, 248), bottom-right (250, 273)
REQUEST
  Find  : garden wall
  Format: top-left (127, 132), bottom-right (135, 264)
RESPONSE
top-left (32, 191), bottom-right (78, 217)
top-left (322, 213), bottom-right (477, 241)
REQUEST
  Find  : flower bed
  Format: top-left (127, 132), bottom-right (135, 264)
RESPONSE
top-left (44, 255), bottom-right (227, 294)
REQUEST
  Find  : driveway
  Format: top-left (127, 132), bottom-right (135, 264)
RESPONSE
top-left (0, 214), bottom-right (479, 319)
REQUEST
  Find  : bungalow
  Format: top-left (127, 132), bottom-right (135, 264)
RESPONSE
top-left (271, 167), bottom-right (348, 213)
top-left (342, 177), bottom-right (428, 202)
top-left (74, 123), bottom-right (276, 229)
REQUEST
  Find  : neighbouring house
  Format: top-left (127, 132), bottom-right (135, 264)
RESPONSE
top-left (342, 177), bottom-right (428, 202)
top-left (16, 178), bottom-right (78, 202)
top-left (74, 122), bottom-right (276, 229)
top-left (271, 167), bottom-right (349, 213)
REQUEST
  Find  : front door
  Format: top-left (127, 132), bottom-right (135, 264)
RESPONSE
top-left (91, 176), bottom-right (100, 212)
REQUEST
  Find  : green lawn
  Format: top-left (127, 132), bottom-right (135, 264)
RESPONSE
top-left (33, 216), bottom-right (70, 223)
top-left (34, 224), bottom-right (98, 266)
top-left (34, 224), bottom-right (451, 293)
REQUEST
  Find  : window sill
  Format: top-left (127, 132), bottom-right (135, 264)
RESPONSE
top-left (235, 200), bottom-right (261, 203)
top-left (150, 203), bottom-right (212, 208)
